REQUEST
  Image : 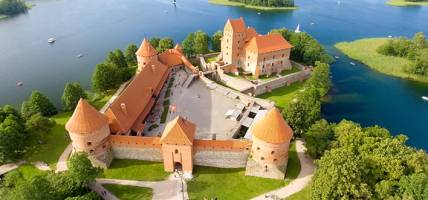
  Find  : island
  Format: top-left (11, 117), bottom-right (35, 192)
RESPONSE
top-left (0, 0), bottom-right (30, 20)
top-left (335, 33), bottom-right (428, 83)
top-left (387, 0), bottom-right (428, 7)
top-left (209, 0), bottom-right (297, 10)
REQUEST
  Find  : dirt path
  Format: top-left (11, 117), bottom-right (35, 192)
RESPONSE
top-left (252, 139), bottom-right (315, 200)
top-left (55, 143), bottom-right (72, 173)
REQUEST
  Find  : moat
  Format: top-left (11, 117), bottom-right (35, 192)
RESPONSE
top-left (0, 0), bottom-right (427, 149)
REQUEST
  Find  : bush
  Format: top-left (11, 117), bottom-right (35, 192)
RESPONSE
top-left (160, 105), bottom-right (169, 124)
top-left (62, 82), bottom-right (87, 111)
top-left (148, 124), bottom-right (159, 131)
top-left (21, 90), bottom-right (57, 118)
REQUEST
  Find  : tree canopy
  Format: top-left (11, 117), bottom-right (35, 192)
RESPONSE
top-left (0, 106), bottom-right (26, 163)
top-left (0, 0), bottom-right (27, 16)
top-left (21, 90), bottom-right (57, 118)
top-left (91, 63), bottom-right (122, 92)
top-left (62, 82), bottom-right (87, 111)
top-left (229, 0), bottom-right (294, 7)
top-left (124, 43), bottom-right (138, 66)
top-left (211, 31), bottom-right (223, 52)
top-left (157, 37), bottom-right (174, 53)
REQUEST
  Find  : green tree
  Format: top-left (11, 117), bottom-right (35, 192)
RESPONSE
top-left (306, 62), bottom-right (331, 96)
top-left (106, 49), bottom-right (128, 69)
top-left (157, 37), bottom-right (174, 53)
top-left (182, 33), bottom-right (195, 57)
top-left (149, 37), bottom-right (161, 49)
top-left (398, 173), bottom-right (428, 200)
top-left (25, 113), bottom-right (55, 134)
top-left (282, 87), bottom-right (321, 136)
top-left (11, 175), bottom-right (57, 200)
top-left (67, 152), bottom-right (102, 188)
top-left (124, 43), bottom-right (138, 66)
top-left (62, 82), bottom-right (87, 111)
top-left (0, 0), bottom-right (27, 16)
top-left (21, 90), bottom-right (57, 118)
top-left (311, 148), bottom-right (372, 200)
top-left (303, 119), bottom-right (335, 159)
top-left (412, 32), bottom-right (427, 49)
top-left (211, 31), bottom-right (223, 52)
top-left (92, 63), bottom-right (121, 92)
top-left (65, 192), bottom-right (101, 200)
top-left (193, 30), bottom-right (210, 54)
top-left (413, 48), bottom-right (428, 76)
top-left (0, 114), bottom-right (26, 163)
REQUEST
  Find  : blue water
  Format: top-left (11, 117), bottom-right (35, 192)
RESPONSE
top-left (0, 0), bottom-right (427, 149)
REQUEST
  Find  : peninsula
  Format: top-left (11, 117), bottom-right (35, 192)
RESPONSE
top-left (209, 0), bottom-right (297, 10)
top-left (387, 0), bottom-right (428, 6)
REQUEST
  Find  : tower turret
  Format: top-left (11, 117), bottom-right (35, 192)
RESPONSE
top-left (245, 108), bottom-right (293, 179)
top-left (65, 99), bottom-right (112, 168)
top-left (136, 38), bottom-right (158, 73)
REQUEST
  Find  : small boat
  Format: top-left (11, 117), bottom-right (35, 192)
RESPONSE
top-left (48, 37), bottom-right (56, 44)
top-left (350, 62), bottom-right (356, 66)
top-left (422, 96), bottom-right (428, 101)
top-left (388, 35), bottom-right (393, 38)
top-left (295, 24), bottom-right (301, 33)
top-left (77, 54), bottom-right (83, 58)
top-left (16, 81), bottom-right (23, 86)
top-left (257, 12), bottom-right (261, 15)
top-left (334, 56), bottom-right (340, 59)
top-left (310, 22), bottom-right (315, 25)
top-left (172, 0), bottom-right (176, 4)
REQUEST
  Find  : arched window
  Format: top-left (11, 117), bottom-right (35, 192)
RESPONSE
top-left (174, 149), bottom-right (179, 154)
top-left (271, 151), bottom-right (275, 154)
top-left (261, 157), bottom-right (264, 160)
top-left (87, 142), bottom-right (92, 146)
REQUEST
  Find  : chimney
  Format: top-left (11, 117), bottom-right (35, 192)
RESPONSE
top-left (151, 64), bottom-right (155, 72)
top-left (120, 103), bottom-right (127, 115)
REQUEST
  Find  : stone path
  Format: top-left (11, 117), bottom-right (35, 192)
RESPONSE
top-left (95, 174), bottom-right (188, 200)
top-left (252, 139), bottom-right (315, 200)
top-left (0, 163), bottom-right (20, 176)
top-left (34, 161), bottom-right (51, 171)
top-left (56, 143), bottom-right (72, 173)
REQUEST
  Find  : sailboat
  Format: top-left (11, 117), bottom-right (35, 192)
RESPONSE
top-left (295, 24), bottom-right (301, 33)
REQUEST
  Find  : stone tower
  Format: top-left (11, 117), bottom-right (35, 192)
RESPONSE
top-left (65, 99), bottom-right (113, 168)
top-left (136, 38), bottom-right (158, 74)
top-left (221, 17), bottom-right (246, 67)
top-left (160, 116), bottom-right (196, 179)
top-left (245, 108), bottom-right (293, 180)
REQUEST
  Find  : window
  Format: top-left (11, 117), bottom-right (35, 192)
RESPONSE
top-left (103, 145), bottom-right (106, 149)
top-left (90, 149), bottom-right (94, 154)
top-left (261, 157), bottom-right (265, 160)
top-left (257, 147), bottom-right (260, 150)
top-left (271, 151), bottom-right (275, 154)
top-left (273, 56), bottom-right (275, 59)
top-left (174, 149), bottom-right (179, 154)
top-left (87, 142), bottom-right (92, 146)
top-left (248, 56), bottom-right (250, 59)
top-left (273, 158), bottom-right (277, 162)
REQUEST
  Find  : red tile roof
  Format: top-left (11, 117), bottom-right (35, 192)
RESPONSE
top-left (245, 33), bottom-right (293, 53)
top-left (160, 116), bottom-right (196, 145)
top-left (136, 38), bottom-right (157, 57)
top-left (251, 108), bottom-right (293, 144)
top-left (227, 17), bottom-right (246, 33)
top-left (66, 99), bottom-right (108, 134)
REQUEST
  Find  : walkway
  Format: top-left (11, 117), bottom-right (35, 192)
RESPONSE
top-left (55, 143), bottom-right (72, 173)
top-left (95, 174), bottom-right (188, 200)
top-left (0, 163), bottom-right (20, 176)
top-left (252, 139), bottom-right (315, 200)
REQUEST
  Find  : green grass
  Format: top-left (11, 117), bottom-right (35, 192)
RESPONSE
top-left (100, 159), bottom-right (169, 181)
top-left (24, 112), bottom-right (72, 168)
top-left (280, 65), bottom-right (301, 76)
top-left (286, 184), bottom-right (311, 200)
top-left (209, 0), bottom-right (297, 10)
top-left (335, 38), bottom-right (428, 83)
top-left (89, 91), bottom-right (114, 110)
top-left (160, 105), bottom-right (169, 123)
top-left (257, 81), bottom-right (305, 110)
top-left (206, 56), bottom-right (218, 63)
top-left (187, 141), bottom-right (300, 200)
top-left (0, 15), bottom-right (8, 20)
top-left (13, 164), bottom-right (47, 180)
top-left (285, 141), bottom-right (300, 180)
top-left (103, 184), bottom-right (153, 200)
top-left (187, 167), bottom-right (287, 200)
top-left (387, 0), bottom-right (428, 6)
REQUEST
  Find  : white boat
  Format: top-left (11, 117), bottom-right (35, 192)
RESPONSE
top-left (295, 24), bottom-right (301, 33)
top-left (334, 56), bottom-right (340, 59)
top-left (422, 96), bottom-right (428, 101)
top-left (173, 0), bottom-right (176, 4)
top-left (310, 22), bottom-right (315, 25)
top-left (16, 81), bottom-right (23, 86)
top-left (77, 54), bottom-right (83, 58)
top-left (388, 35), bottom-right (393, 38)
top-left (350, 62), bottom-right (356, 66)
top-left (257, 12), bottom-right (261, 15)
top-left (48, 38), bottom-right (56, 44)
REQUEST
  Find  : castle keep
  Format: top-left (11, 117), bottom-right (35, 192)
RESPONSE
top-left (65, 18), bottom-right (294, 180)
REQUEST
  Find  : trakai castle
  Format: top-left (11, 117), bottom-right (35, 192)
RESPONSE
top-left (65, 18), bottom-right (294, 180)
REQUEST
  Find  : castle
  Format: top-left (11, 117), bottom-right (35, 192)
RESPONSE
top-left (65, 18), bottom-right (294, 180)
top-left (221, 17), bottom-right (293, 77)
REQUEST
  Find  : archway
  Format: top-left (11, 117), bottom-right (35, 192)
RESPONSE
top-left (174, 162), bottom-right (183, 172)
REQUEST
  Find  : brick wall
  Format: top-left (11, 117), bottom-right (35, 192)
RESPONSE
top-left (110, 135), bottom-right (162, 161)
top-left (193, 139), bottom-right (251, 168)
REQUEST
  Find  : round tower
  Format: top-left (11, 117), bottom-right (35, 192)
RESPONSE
top-left (136, 38), bottom-right (158, 73)
top-left (65, 99), bottom-right (112, 168)
top-left (245, 108), bottom-right (293, 179)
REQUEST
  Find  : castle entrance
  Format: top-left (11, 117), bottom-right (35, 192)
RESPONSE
top-left (174, 162), bottom-right (183, 172)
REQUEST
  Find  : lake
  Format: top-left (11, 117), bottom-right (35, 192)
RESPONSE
top-left (0, 0), bottom-right (427, 149)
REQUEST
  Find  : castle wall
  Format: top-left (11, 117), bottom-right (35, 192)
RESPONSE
top-left (253, 69), bottom-right (311, 96)
top-left (193, 140), bottom-right (251, 168)
top-left (110, 135), bottom-right (162, 161)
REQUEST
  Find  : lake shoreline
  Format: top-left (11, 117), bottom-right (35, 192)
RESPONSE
top-left (335, 38), bottom-right (428, 84)
top-left (387, 0), bottom-right (428, 7)
top-left (208, 0), bottom-right (297, 11)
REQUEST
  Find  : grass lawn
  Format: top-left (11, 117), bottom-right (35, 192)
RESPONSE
top-left (206, 56), bottom-right (218, 63)
top-left (24, 112), bottom-right (72, 168)
top-left (103, 184), bottom-right (153, 200)
top-left (280, 65), bottom-right (301, 76)
top-left (257, 81), bottom-right (305, 110)
top-left (187, 141), bottom-right (300, 200)
top-left (335, 38), bottom-right (428, 83)
top-left (286, 184), bottom-right (311, 200)
top-left (100, 159), bottom-right (169, 181)
top-left (89, 91), bottom-right (114, 110)
top-left (11, 164), bottom-right (47, 180)
top-left (387, 0), bottom-right (428, 6)
top-left (0, 15), bottom-right (8, 20)
top-left (209, 0), bottom-right (297, 10)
